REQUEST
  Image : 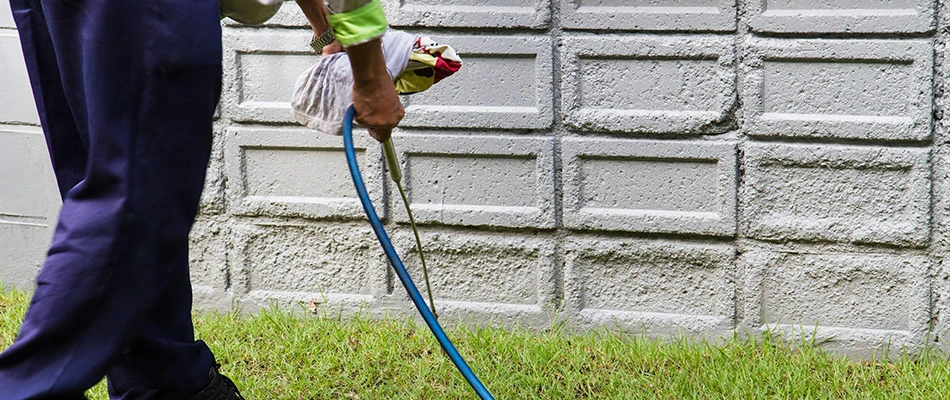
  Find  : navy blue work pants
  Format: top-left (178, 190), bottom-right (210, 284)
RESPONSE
top-left (0, 0), bottom-right (223, 397)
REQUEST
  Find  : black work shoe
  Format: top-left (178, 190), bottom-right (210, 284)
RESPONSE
top-left (188, 363), bottom-right (246, 400)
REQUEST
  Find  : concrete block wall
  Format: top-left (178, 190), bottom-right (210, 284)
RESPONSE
top-left (0, 5), bottom-right (59, 290)
top-left (204, 0), bottom-right (948, 357)
top-left (1, 0), bottom-right (948, 357)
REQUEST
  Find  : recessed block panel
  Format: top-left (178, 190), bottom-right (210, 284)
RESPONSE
top-left (741, 251), bottom-right (930, 350)
top-left (561, 0), bottom-right (736, 31)
top-left (565, 238), bottom-right (736, 335)
top-left (233, 222), bottom-right (383, 299)
top-left (400, 35), bottom-right (553, 130)
top-left (0, 127), bottom-right (56, 218)
top-left (562, 36), bottom-right (735, 135)
top-left (0, 32), bottom-right (39, 125)
top-left (385, 0), bottom-right (550, 28)
top-left (743, 143), bottom-right (930, 247)
top-left (393, 231), bottom-right (555, 308)
top-left (748, 0), bottom-right (935, 34)
top-left (243, 148), bottom-right (353, 198)
top-left (238, 53), bottom-right (315, 103)
top-left (582, 159), bottom-right (718, 211)
top-left (563, 138), bottom-right (737, 236)
top-left (391, 134), bottom-right (556, 229)
top-left (409, 156), bottom-right (536, 207)
top-left (225, 127), bottom-right (384, 220)
top-left (222, 29), bottom-right (315, 124)
top-left (743, 39), bottom-right (932, 141)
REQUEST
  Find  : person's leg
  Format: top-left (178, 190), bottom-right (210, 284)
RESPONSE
top-left (0, 0), bottom-right (223, 397)
top-left (105, 248), bottom-right (216, 399)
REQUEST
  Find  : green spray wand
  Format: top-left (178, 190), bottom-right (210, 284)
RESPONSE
top-left (381, 139), bottom-right (438, 320)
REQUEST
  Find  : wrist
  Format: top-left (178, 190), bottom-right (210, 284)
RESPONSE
top-left (352, 64), bottom-right (392, 89)
top-left (346, 39), bottom-right (390, 84)
top-left (309, 28), bottom-right (336, 53)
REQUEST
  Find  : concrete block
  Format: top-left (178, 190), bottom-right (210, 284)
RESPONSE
top-left (561, 36), bottom-right (736, 135)
top-left (1, 2), bottom-right (14, 29)
top-left (188, 217), bottom-right (230, 290)
top-left (0, 125), bottom-right (57, 289)
top-left (561, 0), bottom-right (736, 32)
top-left (199, 126), bottom-right (227, 215)
top-left (562, 138), bottom-right (737, 236)
top-left (384, 0), bottom-right (551, 29)
top-left (742, 38), bottom-right (933, 142)
top-left (742, 143), bottom-right (931, 247)
top-left (747, 0), bottom-right (936, 34)
top-left (0, 126), bottom-right (57, 219)
top-left (222, 28), bottom-right (316, 124)
top-left (230, 221), bottom-right (387, 310)
top-left (935, 31), bottom-right (950, 254)
top-left (0, 31), bottom-right (39, 125)
top-left (935, 258), bottom-right (950, 346)
top-left (188, 216), bottom-right (235, 311)
top-left (0, 222), bottom-right (47, 289)
top-left (400, 35), bottom-right (554, 130)
top-left (388, 133), bottom-right (556, 229)
top-left (387, 230), bottom-right (556, 327)
top-left (222, 1), bottom-right (308, 28)
top-left (741, 251), bottom-right (931, 355)
top-left (224, 126), bottom-right (385, 220)
top-left (565, 238), bottom-right (736, 337)
top-left (933, 147), bottom-right (950, 253)
top-left (224, 1), bottom-right (553, 29)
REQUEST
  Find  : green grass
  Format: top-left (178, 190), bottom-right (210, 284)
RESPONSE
top-left (1, 287), bottom-right (949, 399)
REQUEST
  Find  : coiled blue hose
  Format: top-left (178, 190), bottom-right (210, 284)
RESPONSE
top-left (342, 106), bottom-right (495, 400)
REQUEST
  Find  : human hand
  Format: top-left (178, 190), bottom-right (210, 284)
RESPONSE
top-left (346, 38), bottom-right (404, 143)
top-left (321, 41), bottom-right (343, 56)
top-left (352, 80), bottom-right (402, 142)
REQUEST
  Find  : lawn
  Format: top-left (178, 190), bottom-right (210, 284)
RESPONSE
top-left (1, 287), bottom-right (948, 399)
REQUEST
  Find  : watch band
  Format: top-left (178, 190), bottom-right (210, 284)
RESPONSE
top-left (309, 28), bottom-right (336, 53)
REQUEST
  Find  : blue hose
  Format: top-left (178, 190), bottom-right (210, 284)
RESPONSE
top-left (342, 106), bottom-right (495, 400)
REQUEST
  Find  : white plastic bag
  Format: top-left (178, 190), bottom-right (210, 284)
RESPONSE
top-left (291, 30), bottom-right (417, 136)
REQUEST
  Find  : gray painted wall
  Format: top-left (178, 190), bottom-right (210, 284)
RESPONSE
top-left (0, 5), bottom-right (59, 291)
top-left (2, 0), bottom-right (949, 357)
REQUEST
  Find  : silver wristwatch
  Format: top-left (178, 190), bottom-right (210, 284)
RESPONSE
top-left (310, 29), bottom-right (336, 53)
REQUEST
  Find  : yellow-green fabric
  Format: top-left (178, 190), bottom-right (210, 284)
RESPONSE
top-left (327, 0), bottom-right (387, 47)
